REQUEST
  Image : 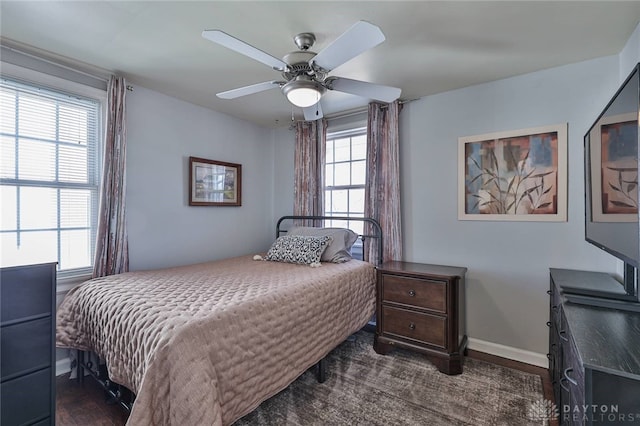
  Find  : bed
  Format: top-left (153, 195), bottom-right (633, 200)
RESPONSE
top-left (56, 215), bottom-right (382, 425)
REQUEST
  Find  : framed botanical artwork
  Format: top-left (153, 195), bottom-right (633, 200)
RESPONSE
top-left (458, 123), bottom-right (568, 221)
top-left (588, 113), bottom-right (638, 222)
top-left (189, 156), bottom-right (241, 206)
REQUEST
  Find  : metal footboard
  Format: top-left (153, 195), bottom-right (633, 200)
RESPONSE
top-left (75, 349), bottom-right (135, 414)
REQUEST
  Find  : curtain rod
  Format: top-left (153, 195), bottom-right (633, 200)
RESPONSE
top-left (324, 98), bottom-right (413, 121)
top-left (325, 107), bottom-right (367, 121)
top-left (3, 42), bottom-right (134, 92)
top-left (288, 98), bottom-right (414, 130)
top-left (1, 42), bottom-right (111, 83)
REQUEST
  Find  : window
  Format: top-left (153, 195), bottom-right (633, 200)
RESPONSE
top-left (324, 127), bottom-right (367, 236)
top-left (0, 77), bottom-right (102, 277)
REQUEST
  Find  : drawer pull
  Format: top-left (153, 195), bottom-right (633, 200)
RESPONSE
top-left (559, 330), bottom-right (568, 342)
top-left (563, 368), bottom-right (577, 386)
top-left (409, 322), bottom-right (416, 330)
top-left (408, 290), bottom-right (416, 297)
top-left (547, 290), bottom-right (552, 295)
top-left (546, 321), bottom-right (552, 328)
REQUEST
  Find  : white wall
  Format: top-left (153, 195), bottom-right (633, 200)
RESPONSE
top-left (126, 86), bottom-right (276, 270)
top-left (401, 56), bottom-right (623, 356)
top-left (620, 23), bottom-right (640, 82)
top-left (272, 126), bottom-right (296, 222)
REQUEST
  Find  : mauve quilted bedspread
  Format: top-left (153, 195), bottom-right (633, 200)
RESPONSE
top-left (56, 255), bottom-right (376, 425)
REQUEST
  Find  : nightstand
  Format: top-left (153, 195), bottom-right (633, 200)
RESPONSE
top-left (374, 261), bottom-right (467, 375)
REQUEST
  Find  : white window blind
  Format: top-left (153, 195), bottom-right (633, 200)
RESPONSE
top-left (0, 77), bottom-right (101, 276)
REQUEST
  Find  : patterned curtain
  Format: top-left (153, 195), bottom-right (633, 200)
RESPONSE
top-left (93, 76), bottom-right (129, 277)
top-left (365, 100), bottom-right (402, 264)
top-left (294, 119), bottom-right (327, 224)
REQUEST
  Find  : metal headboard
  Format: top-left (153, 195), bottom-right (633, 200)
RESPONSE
top-left (276, 215), bottom-right (383, 266)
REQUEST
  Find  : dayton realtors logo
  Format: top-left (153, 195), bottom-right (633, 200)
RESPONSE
top-left (527, 400), bottom-right (640, 424)
top-left (561, 404), bottom-right (639, 423)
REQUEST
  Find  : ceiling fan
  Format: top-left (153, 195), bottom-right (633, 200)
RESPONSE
top-left (201, 21), bottom-right (401, 121)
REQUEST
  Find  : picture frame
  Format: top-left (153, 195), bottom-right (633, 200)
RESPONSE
top-left (189, 156), bottom-right (241, 206)
top-left (458, 123), bottom-right (567, 221)
top-left (588, 112), bottom-right (638, 223)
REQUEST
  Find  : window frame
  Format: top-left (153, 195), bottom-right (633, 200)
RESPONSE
top-left (0, 62), bottom-right (106, 283)
top-left (324, 126), bottom-right (367, 235)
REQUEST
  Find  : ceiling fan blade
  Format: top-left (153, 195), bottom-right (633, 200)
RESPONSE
top-left (329, 77), bottom-right (401, 103)
top-left (303, 102), bottom-right (323, 121)
top-left (202, 30), bottom-right (288, 71)
top-left (310, 21), bottom-right (386, 71)
top-left (217, 81), bottom-right (282, 99)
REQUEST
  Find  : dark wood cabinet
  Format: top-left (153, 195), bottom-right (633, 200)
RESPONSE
top-left (1, 262), bottom-right (57, 426)
top-left (374, 261), bottom-right (467, 375)
top-left (549, 269), bottom-right (640, 425)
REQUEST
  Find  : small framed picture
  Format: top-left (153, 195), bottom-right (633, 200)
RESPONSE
top-left (189, 156), bottom-right (241, 206)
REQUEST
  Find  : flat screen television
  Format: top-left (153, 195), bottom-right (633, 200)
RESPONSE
top-left (582, 63), bottom-right (640, 310)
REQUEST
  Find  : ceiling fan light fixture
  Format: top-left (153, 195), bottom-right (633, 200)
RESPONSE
top-left (282, 77), bottom-right (325, 108)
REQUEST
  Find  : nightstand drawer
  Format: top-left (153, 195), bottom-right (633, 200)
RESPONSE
top-left (381, 306), bottom-right (446, 348)
top-left (381, 274), bottom-right (446, 313)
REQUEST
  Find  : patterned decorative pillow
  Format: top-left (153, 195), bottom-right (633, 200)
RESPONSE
top-left (265, 235), bottom-right (332, 266)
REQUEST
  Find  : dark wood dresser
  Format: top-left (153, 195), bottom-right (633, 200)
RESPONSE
top-left (549, 268), bottom-right (640, 425)
top-left (374, 261), bottom-right (467, 375)
top-left (1, 262), bottom-right (57, 426)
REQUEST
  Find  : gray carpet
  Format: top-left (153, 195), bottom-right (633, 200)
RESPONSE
top-left (234, 331), bottom-right (544, 426)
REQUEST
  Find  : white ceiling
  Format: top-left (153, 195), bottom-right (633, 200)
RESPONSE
top-left (1, 1), bottom-right (639, 128)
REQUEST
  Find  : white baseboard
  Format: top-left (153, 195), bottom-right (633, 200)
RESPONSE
top-left (467, 337), bottom-right (548, 368)
top-left (56, 357), bottom-right (71, 376)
